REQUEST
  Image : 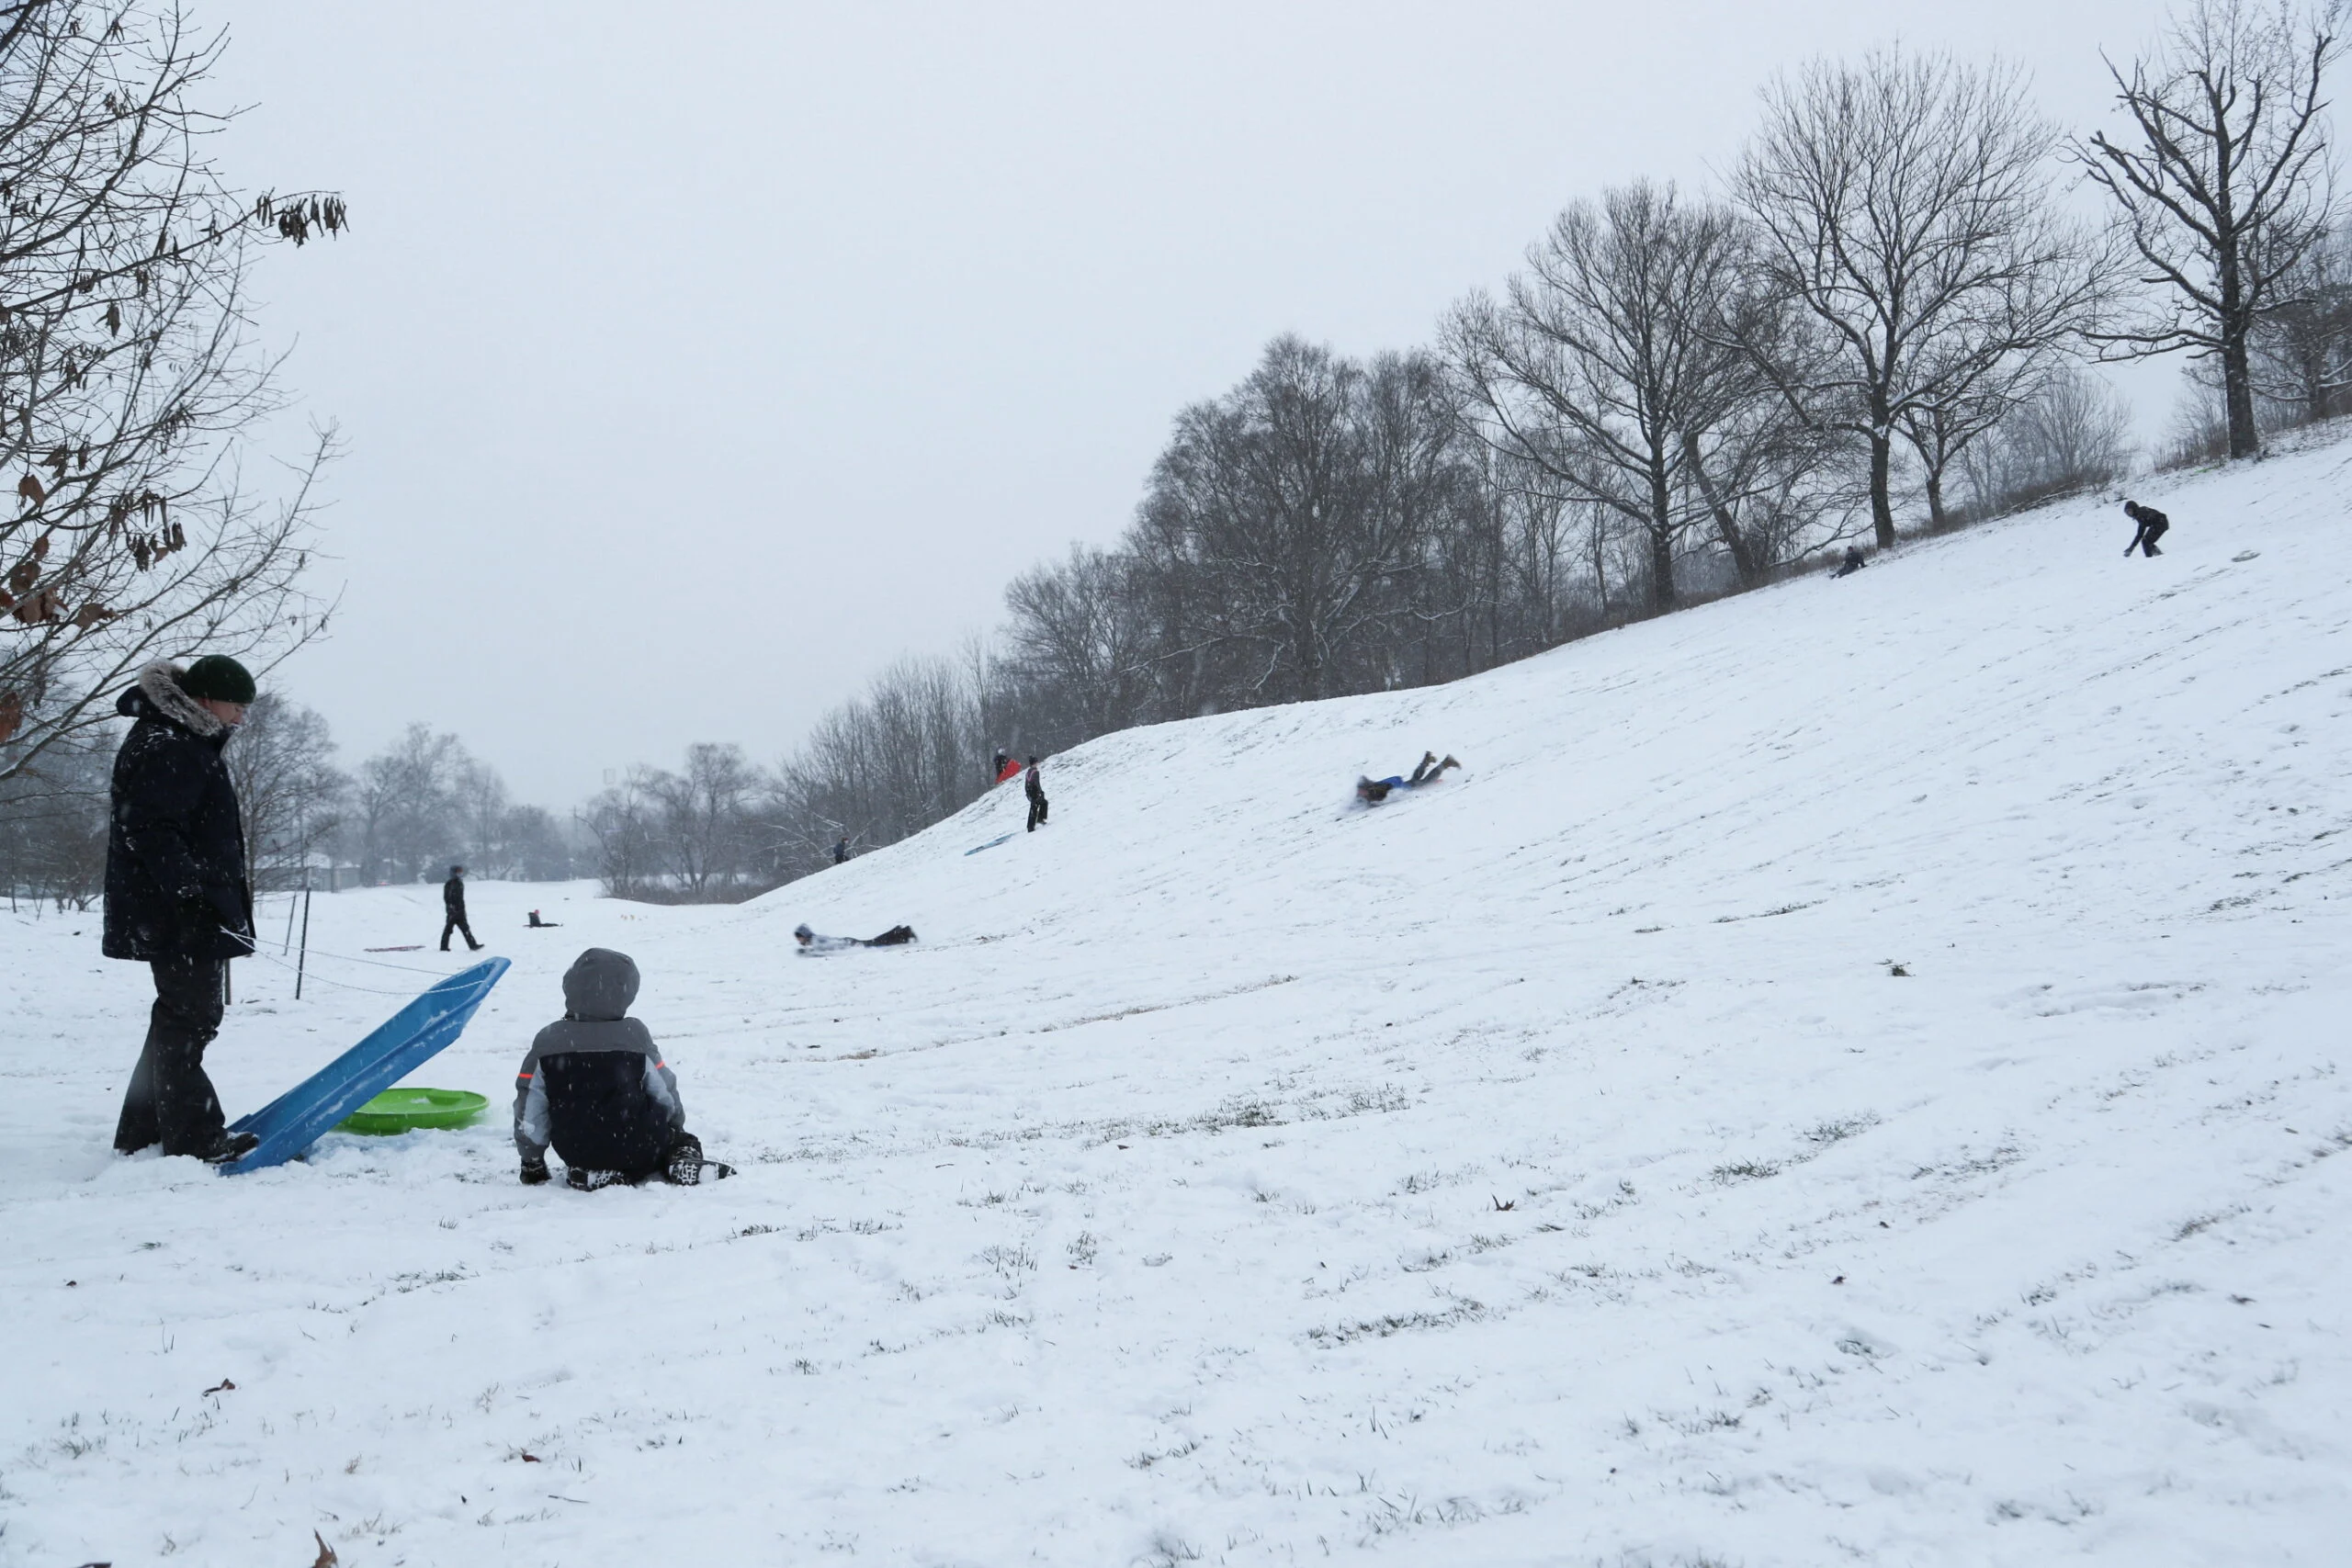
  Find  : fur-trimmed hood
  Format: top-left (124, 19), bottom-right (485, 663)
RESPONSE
top-left (103, 660), bottom-right (252, 964)
top-left (115, 661), bottom-right (227, 738)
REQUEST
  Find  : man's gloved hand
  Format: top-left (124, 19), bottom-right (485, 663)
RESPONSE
top-left (519, 1156), bottom-right (550, 1186)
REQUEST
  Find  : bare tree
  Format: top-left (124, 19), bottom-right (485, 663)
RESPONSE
top-left (2253, 219), bottom-right (2352, 418)
top-left (1450, 184), bottom-right (1751, 611)
top-left (1738, 48), bottom-right (2100, 547)
top-left (0, 0), bottom-right (346, 776)
top-left (649, 741), bottom-right (759, 898)
top-left (452, 757), bottom-right (513, 877)
top-left (497, 803), bottom-right (573, 882)
top-left (1139, 337), bottom-right (1453, 701)
top-left (225, 692), bottom-right (343, 892)
top-left (0, 734), bottom-right (105, 907)
top-left (2079, 0), bottom-right (2343, 458)
top-left (349, 722), bottom-right (466, 884)
top-left (1001, 544), bottom-right (1155, 747)
top-left (1958, 366), bottom-right (2138, 513)
top-left (583, 766), bottom-right (660, 900)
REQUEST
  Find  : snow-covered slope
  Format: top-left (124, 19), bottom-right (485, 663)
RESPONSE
top-left (7, 439), bottom-right (2352, 1567)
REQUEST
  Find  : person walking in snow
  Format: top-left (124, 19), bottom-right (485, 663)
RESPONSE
top-left (440, 863), bottom-right (483, 953)
top-left (1024, 755), bottom-right (1049, 831)
top-left (2122, 500), bottom-right (2169, 558)
top-left (1832, 545), bottom-right (1867, 579)
top-left (514, 947), bottom-right (726, 1189)
top-left (104, 656), bottom-right (261, 1165)
top-left (832, 836), bottom-right (851, 865)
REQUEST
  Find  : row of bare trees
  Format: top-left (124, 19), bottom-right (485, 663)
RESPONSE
top-left (703, 2), bottom-right (2350, 892)
top-left (21, 4), bottom-right (2338, 908)
top-left (0, 694), bottom-right (584, 910)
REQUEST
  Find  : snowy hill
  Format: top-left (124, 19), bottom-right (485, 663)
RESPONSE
top-left (7, 438), bottom-right (2352, 1566)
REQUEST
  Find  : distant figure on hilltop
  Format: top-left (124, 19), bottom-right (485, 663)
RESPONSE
top-left (992, 748), bottom-right (1022, 785)
top-left (1024, 756), bottom-right (1049, 831)
top-left (832, 836), bottom-right (851, 865)
top-left (1832, 545), bottom-right (1867, 579)
top-left (1357, 751), bottom-right (1460, 804)
top-left (441, 863), bottom-right (482, 953)
top-left (2123, 500), bottom-right (2169, 558)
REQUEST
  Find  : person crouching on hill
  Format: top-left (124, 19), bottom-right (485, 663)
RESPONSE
top-left (2122, 499), bottom-right (2169, 558)
top-left (513, 947), bottom-right (725, 1189)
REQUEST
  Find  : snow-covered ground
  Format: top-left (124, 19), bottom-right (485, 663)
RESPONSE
top-left (8, 441), bottom-right (2352, 1567)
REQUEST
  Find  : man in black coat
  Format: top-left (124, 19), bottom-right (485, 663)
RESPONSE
top-left (105, 656), bottom-right (260, 1163)
top-left (441, 863), bottom-right (483, 952)
top-left (1024, 755), bottom-right (1048, 832)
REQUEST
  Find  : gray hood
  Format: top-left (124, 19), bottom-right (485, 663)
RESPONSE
top-left (561, 948), bottom-right (639, 1021)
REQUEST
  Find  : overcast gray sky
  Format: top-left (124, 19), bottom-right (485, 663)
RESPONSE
top-left (215, 0), bottom-right (2188, 807)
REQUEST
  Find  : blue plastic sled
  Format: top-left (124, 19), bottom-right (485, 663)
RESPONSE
top-left (219, 957), bottom-right (511, 1175)
top-left (964, 832), bottom-right (1017, 856)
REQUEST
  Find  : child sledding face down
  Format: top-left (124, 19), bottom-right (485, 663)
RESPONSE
top-left (794, 923), bottom-right (813, 947)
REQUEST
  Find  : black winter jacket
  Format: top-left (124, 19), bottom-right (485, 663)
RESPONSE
top-left (102, 663), bottom-right (254, 963)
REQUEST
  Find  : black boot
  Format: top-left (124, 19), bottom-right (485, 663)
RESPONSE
top-left (198, 1130), bottom-right (261, 1166)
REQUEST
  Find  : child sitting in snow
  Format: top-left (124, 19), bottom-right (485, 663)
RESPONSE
top-left (513, 947), bottom-right (726, 1189)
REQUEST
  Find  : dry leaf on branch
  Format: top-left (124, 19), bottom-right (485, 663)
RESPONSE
top-left (311, 1529), bottom-right (338, 1567)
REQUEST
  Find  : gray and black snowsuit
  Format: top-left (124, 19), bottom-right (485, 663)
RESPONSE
top-left (512, 948), bottom-right (686, 1176)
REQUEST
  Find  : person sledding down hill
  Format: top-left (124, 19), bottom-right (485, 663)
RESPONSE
top-left (1356, 751), bottom-right (1460, 804)
top-left (794, 922), bottom-right (917, 954)
top-left (514, 947), bottom-right (730, 1190)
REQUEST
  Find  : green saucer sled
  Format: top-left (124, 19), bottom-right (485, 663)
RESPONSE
top-left (335, 1088), bottom-right (489, 1136)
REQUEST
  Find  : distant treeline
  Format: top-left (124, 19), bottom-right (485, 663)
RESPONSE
top-left (8, 4), bottom-right (2348, 909)
top-left (738, 8), bottom-right (2352, 895)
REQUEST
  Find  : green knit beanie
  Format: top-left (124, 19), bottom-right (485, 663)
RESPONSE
top-left (179, 655), bottom-right (257, 705)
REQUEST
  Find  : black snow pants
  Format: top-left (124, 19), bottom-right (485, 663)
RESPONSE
top-left (542, 1052), bottom-right (679, 1176)
top-left (1026, 791), bottom-right (1048, 831)
top-left (440, 908), bottom-right (481, 952)
top-left (114, 956), bottom-right (228, 1156)
top-left (2129, 516), bottom-right (2169, 557)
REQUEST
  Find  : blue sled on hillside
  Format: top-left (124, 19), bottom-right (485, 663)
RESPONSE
top-left (219, 957), bottom-right (511, 1175)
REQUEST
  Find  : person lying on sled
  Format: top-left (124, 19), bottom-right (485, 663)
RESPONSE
top-left (1356, 751), bottom-right (1460, 804)
top-left (513, 947), bottom-right (726, 1189)
top-left (794, 922), bottom-right (917, 954)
